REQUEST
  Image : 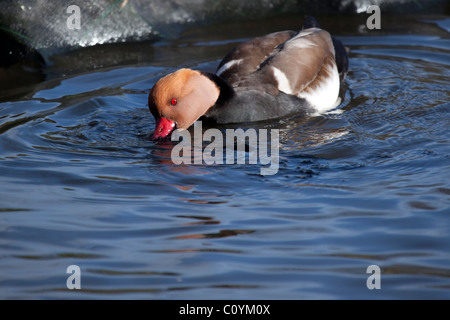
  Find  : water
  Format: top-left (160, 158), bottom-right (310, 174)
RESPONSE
top-left (1, 15), bottom-right (449, 299)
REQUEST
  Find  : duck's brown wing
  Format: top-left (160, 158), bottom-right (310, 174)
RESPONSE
top-left (215, 30), bottom-right (296, 85)
top-left (259, 28), bottom-right (337, 95)
top-left (243, 28), bottom-right (341, 112)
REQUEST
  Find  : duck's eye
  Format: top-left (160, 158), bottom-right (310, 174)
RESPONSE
top-left (171, 98), bottom-right (177, 106)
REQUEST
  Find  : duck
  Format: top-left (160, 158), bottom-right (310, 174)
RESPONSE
top-left (149, 16), bottom-right (349, 140)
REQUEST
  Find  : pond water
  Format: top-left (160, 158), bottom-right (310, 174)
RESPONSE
top-left (0, 14), bottom-right (449, 299)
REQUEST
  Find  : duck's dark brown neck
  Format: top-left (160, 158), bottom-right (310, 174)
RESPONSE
top-left (200, 72), bottom-right (235, 107)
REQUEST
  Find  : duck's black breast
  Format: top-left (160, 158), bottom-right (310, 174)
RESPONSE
top-left (205, 89), bottom-right (313, 124)
top-left (201, 71), bottom-right (313, 123)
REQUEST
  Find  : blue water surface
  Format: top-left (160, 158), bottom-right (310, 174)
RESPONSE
top-left (0, 15), bottom-right (449, 299)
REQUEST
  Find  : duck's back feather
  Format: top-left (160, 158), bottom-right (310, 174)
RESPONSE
top-left (216, 30), bottom-right (296, 85)
top-left (256, 28), bottom-right (338, 97)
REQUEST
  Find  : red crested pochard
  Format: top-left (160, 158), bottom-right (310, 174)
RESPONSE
top-left (149, 16), bottom-right (349, 140)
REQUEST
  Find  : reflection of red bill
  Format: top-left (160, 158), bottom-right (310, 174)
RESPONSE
top-left (152, 117), bottom-right (176, 140)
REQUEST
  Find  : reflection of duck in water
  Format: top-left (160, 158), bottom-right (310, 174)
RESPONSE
top-left (149, 16), bottom-right (349, 140)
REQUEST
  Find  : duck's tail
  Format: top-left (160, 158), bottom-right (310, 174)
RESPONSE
top-left (333, 37), bottom-right (350, 82)
top-left (302, 16), bottom-right (321, 29)
top-left (302, 16), bottom-right (349, 82)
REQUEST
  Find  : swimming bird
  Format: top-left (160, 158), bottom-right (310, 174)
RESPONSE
top-left (149, 16), bottom-right (348, 140)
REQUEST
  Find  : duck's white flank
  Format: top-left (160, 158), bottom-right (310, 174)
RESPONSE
top-left (297, 62), bottom-right (340, 113)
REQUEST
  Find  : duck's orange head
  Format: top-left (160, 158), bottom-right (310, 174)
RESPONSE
top-left (148, 69), bottom-right (220, 140)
